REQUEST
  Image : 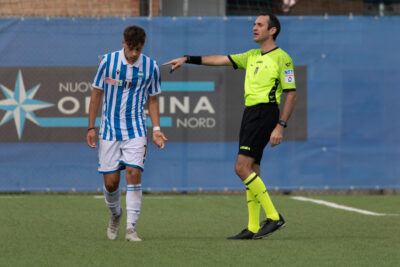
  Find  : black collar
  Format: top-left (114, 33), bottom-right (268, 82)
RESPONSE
top-left (261, 46), bottom-right (279, 55)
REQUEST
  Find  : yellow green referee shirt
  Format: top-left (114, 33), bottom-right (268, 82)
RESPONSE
top-left (228, 47), bottom-right (296, 106)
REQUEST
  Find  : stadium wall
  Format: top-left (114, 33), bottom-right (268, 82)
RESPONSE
top-left (0, 16), bottom-right (399, 192)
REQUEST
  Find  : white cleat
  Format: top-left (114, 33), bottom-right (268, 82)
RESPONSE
top-left (125, 228), bottom-right (142, 242)
top-left (107, 208), bottom-right (123, 240)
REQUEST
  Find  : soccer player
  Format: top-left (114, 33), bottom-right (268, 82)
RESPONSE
top-left (163, 13), bottom-right (296, 239)
top-left (87, 25), bottom-right (167, 242)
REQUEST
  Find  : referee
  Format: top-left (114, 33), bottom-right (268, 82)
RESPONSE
top-left (164, 13), bottom-right (296, 239)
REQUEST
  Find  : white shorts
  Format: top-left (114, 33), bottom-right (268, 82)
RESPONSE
top-left (98, 137), bottom-right (147, 173)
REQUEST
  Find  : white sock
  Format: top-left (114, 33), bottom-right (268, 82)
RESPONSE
top-left (126, 184), bottom-right (142, 230)
top-left (103, 186), bottom-right (121, 217)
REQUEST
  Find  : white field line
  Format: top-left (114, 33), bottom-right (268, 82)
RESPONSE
top-left (0, 196), bottom-right (25, 199)
top-left (93, 195), bottom-right (182, 200)
top-left (291, 196), bottom-right (398, 216)
top-left (93, 195), bottom-right (231, 200)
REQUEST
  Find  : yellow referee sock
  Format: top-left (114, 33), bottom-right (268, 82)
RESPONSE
top-left (244, 172), bottom-right (280, 221)
top-left (246, 187), bottom-right (260, 233)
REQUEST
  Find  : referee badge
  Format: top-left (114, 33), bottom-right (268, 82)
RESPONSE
top-left (254, 67), bottom-right (259, 75)
top-left (284, 69), bottom-right (295, 83)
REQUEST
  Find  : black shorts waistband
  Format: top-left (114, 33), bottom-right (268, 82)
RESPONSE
top-left (245, 102), bottom-right (278, 109)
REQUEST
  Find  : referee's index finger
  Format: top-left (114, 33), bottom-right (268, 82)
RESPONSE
top-left (161, 61), bottom-right (174, 66)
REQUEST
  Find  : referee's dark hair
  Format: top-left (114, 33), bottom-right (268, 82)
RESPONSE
top-left (259, 13), bottom-right (281, 40)
top-left (124, 25), bottom-right (146, 49)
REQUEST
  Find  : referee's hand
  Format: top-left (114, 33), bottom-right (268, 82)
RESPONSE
top-left (270, 125), bottom-right (284, 147)
top-left (162, 57), bottom-right (187, 73)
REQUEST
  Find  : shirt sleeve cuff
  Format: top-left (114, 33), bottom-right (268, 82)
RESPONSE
top-left (227, 55), bottom-right (238, 69)
top-left (148, 90), bottom-right (162, 96)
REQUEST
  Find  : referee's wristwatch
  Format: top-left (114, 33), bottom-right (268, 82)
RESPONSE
top-left (278, 120), bottom-right (287, 128)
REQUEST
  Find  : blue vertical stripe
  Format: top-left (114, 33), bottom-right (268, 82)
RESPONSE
top-left (111, 52), bottom-right (119, 78)
top-left (107, 51), bottom-right (119, 141)
top-left (148, 63), bottom-right (156, 95)
top-left (134, 55), bottom-right (146, 137)
top-left (156, 64), bottom-right (161, 93)
top-left (139, 59), bottom-right (154, 136)
top-left (102, 53), bottom-right (111, 140)
top-left (126, 67), bottom-right (139, 139)
top-left (151, 63), bottom-right (161, 95)
top-left (114, 63), bottom-right (126, 141)
top-left (94, 59), bottom-right (106, 87)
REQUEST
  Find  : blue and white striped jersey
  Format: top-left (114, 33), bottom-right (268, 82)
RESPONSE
top-left (92, 49), bottom-right (161, 141)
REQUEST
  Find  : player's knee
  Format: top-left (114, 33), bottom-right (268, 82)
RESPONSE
top-left (104, 182), bottom-right (119, 193)
top-left (126, 167), bottom-right (141, 182)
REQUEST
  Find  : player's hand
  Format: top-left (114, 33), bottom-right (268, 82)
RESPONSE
top-left (270, 125), bottom-right (284, 147)
top-left (162, 57), bottom-right (187, 73)
top-left (153, 130), bottom-right (168, 149)
top-left (86, 129), bottom-right (97, 148)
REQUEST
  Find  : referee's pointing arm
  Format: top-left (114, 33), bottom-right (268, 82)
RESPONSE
top-left (163, 55), bottom-right (232, 72)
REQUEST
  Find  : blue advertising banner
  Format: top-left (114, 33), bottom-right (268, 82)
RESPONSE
top-left (0, 16), bottom-right (399, 191)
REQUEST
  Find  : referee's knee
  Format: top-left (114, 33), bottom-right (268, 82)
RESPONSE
top-left (235, 163), bottom-right (250, 180)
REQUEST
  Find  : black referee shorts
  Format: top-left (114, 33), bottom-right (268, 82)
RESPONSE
top-left (238, 103), bottom-right (279, 165)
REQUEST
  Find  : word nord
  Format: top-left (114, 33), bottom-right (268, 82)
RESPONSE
top-left (177, 117), bottom-right (216, 128)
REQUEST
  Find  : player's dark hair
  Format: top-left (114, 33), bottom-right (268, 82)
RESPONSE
top-left (259, 13), bottom-right (281, 40)
top-left (123, 25), bottom-right (146, 49)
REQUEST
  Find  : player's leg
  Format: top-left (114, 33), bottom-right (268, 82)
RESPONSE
top-left (125, 166), bottom-right (142, 241)
top-left (120, 137), bottom-right (147, 242)
top-left (99, 139), bottom-right (124, 240)
top-left (103, 172), bottom-right (122, 216)
top-left (103, 172), bottom-right (123, 240)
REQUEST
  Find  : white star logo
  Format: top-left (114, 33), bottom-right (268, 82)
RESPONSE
top-left (0, 70), bottom-right (53, 139)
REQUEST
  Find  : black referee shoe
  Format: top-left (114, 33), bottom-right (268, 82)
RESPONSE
top-left (227, 228), bottom-right (256, 240)
top-left (253, 214), bottom-right (286, 239)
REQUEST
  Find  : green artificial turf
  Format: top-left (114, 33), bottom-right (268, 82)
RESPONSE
top-left (0, 194), bottom-right (399, 266)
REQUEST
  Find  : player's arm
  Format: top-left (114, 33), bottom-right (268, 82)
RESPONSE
top-left (148, 95), bottom-right (167, 149)
top-left (270, 90), bottom-right (296, 147)
top-left (163, 55), bottom-right (232, 72)
top-left (86, 87), bottom-right (103, 148)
